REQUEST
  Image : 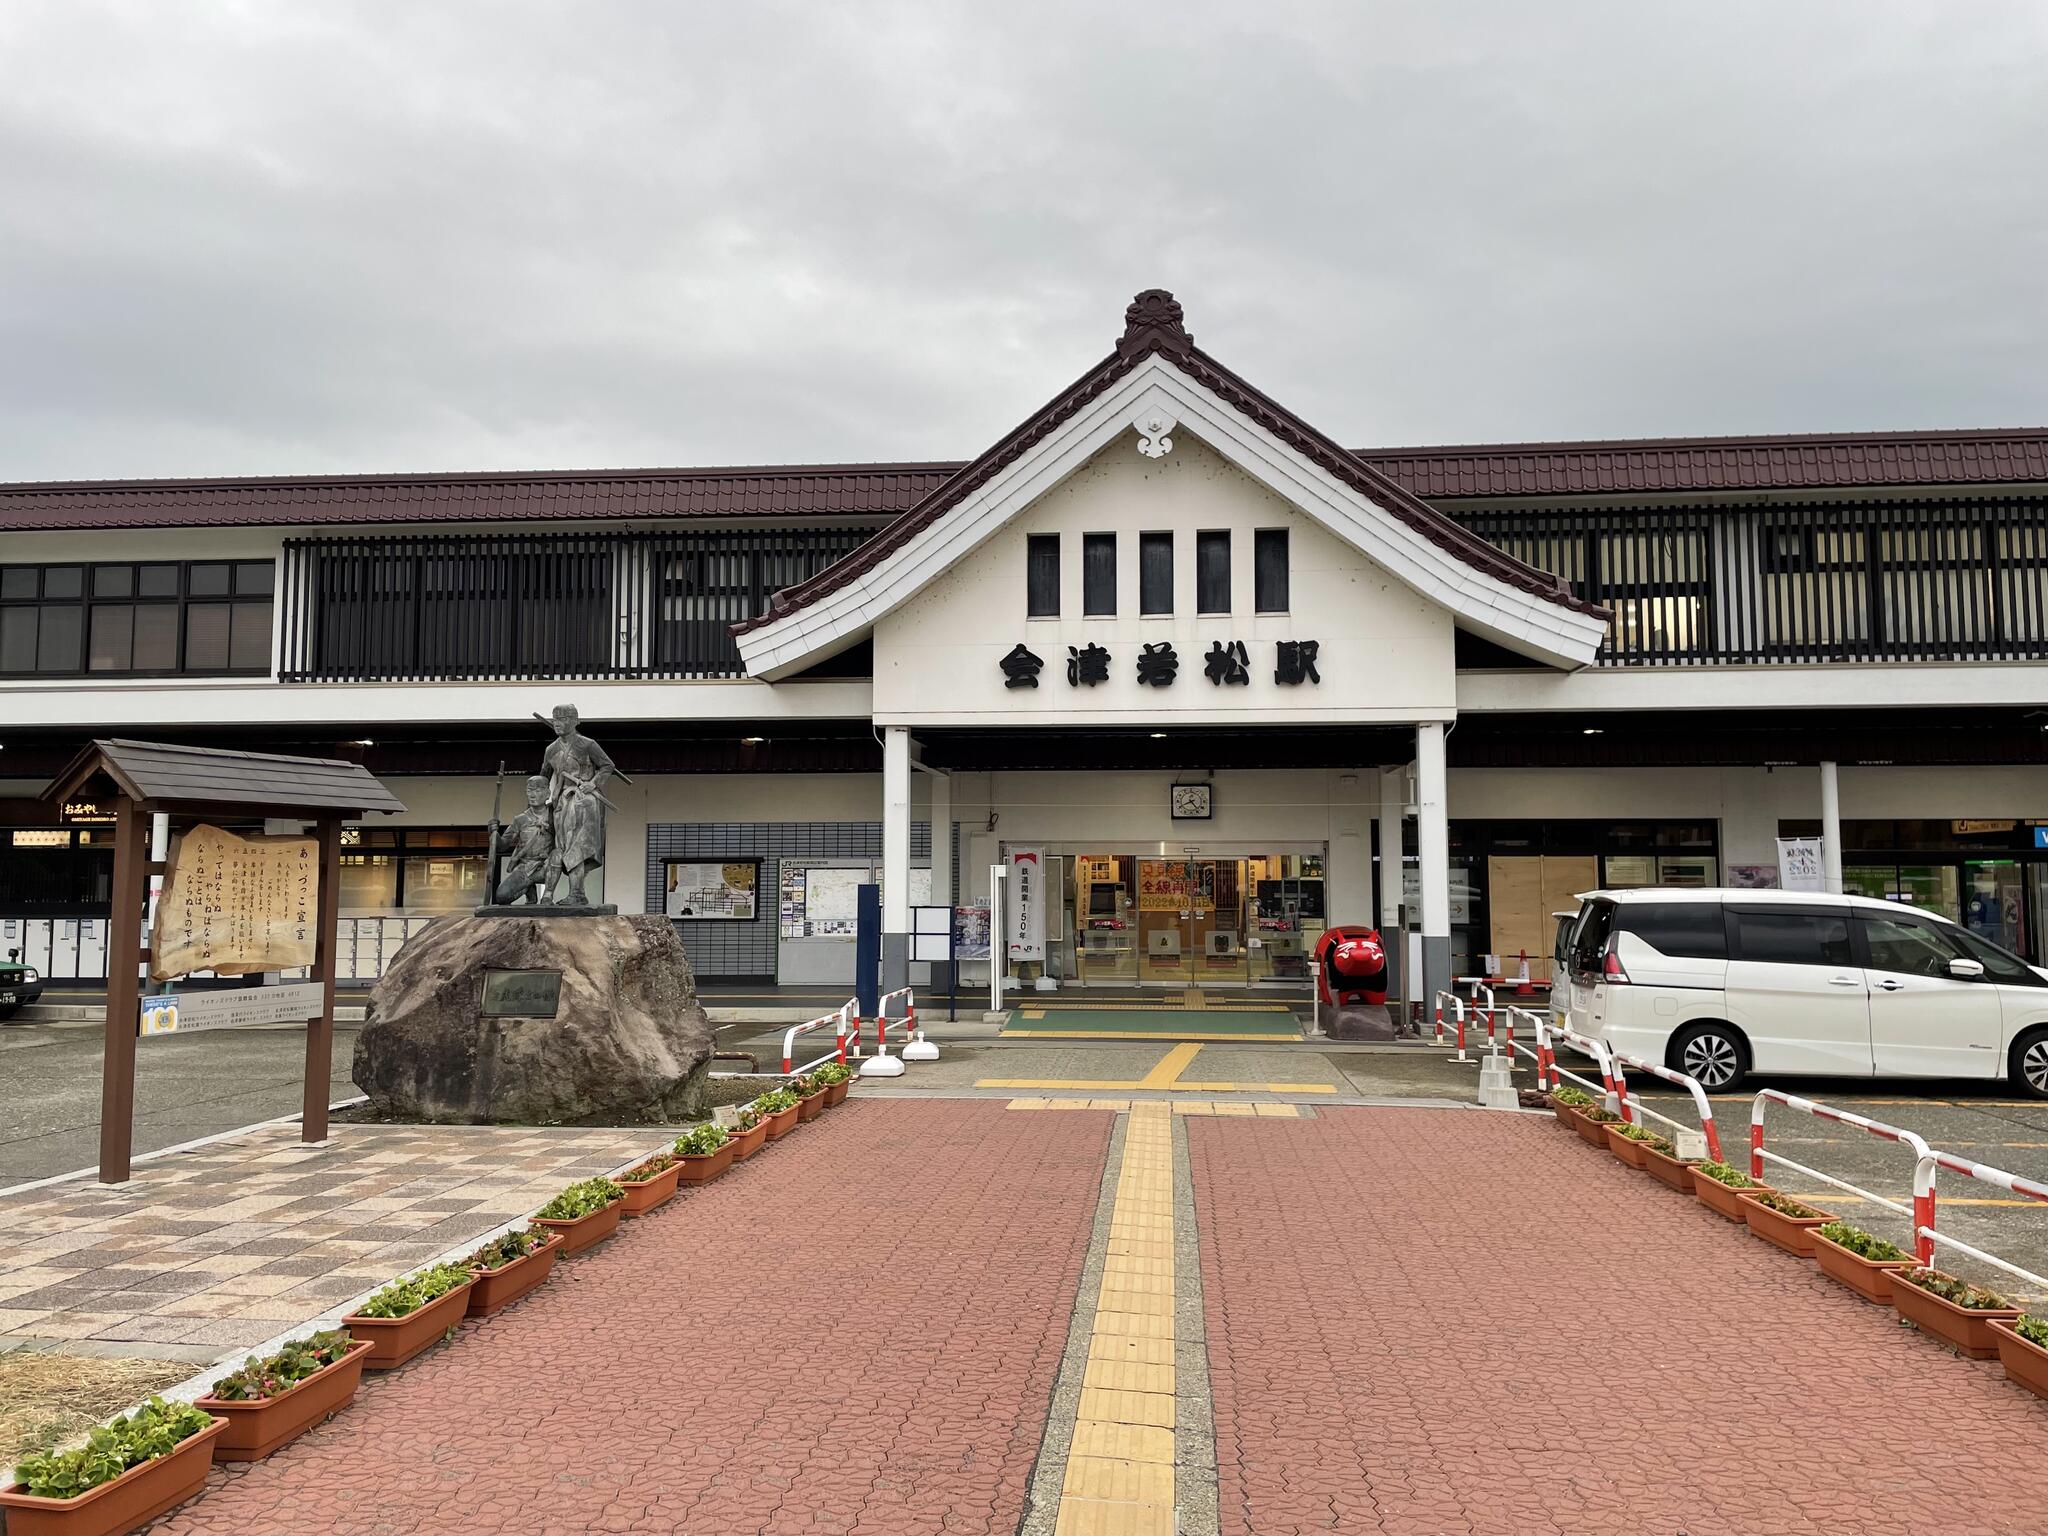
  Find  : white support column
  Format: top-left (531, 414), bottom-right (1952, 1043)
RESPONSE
top-left (882, 726), bottom-right (912, 991)
top-left (1415, 723), bottom-right (1451, 1014)
top-left (1378, 766), bottom-right (1407, 1003)
top-left (1819, 759), bottom-right (1843, 895)
top-left (928, 770), bottom-right (954, 904)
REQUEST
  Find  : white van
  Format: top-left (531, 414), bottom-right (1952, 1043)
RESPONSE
top-left (1561, 887), bottom-right (2048, 1096)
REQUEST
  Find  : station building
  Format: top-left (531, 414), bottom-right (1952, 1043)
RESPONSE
top-left (3, 290), bottom-right (2047, 1014)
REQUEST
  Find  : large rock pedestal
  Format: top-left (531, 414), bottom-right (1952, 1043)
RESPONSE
top-left (353, 913), bottom-right (714, 1125)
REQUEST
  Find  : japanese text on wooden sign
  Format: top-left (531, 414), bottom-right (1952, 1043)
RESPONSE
top-left (151, 824), bottom-right (319, 981)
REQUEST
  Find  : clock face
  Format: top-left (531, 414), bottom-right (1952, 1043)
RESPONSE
top-left (1170, 784), bottom-right (1212, 820)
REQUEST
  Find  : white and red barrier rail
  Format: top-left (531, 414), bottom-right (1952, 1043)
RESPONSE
top-left (1749, 1087), bottom-right (1936, 1259)
top-left (1914, 1150), bottom-right (2048, 1292)
top-left (778, 999), bottom-right (858, 1077)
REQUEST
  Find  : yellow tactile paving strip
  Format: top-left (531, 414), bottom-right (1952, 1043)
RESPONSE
top-left (1054, 1102), bottom-right (1180, 1536)
top-left (1010, 1098), bottom-right (1300, 1117)
top-left (979, 1041), bottom-right (1337, 1096)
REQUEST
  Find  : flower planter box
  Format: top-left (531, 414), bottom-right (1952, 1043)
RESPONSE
top-left (677, 1141), bottom-right (737, 1186)
top-left (1990, 1321), bottom-right (2048, 1399)
top-left (195, 1339), bottom-right (373, 1461)
top-left (617, 1160), bottom-right (685, 1217)
top-left (797, 1089), bottom-right (827, 1122)
top-left (467, 1232), bottom-right (563, 1317)
top-left (762, 1103), bottom-right (800, 1141)
top-left (1810, 1232), bottom-right (1911, 1305)
top-left (1891, 1274), bottom-right (2022, 1359)
top-left (824, 1077), bottom-right (851, 1108)
top-left (1602, 1122), bottom-right (1650, 1168)
top-left (343, 1278), bottom-right (475, 1370)
top-left (0, 1415), bottom-right (226, 1536)
top-left (533, 1198), bottom-right (623, 1258)
top-left (1636, 1142), bottom-right (1697, 1193)
top-left (727, 1120), bottom-right (768, 1161)
top-left (1690, 1167), bottom-right (1773, 1222)
top-left (1567, 1109), bottom-right (1612, 1147)
top-left (1737, 1192), bottom-right (1833, 1258)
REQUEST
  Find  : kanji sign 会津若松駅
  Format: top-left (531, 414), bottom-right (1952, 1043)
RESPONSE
top-left (1000, 639), bottom-right (1318, 689)
top-left (151, 824), bottom-right (319, 980)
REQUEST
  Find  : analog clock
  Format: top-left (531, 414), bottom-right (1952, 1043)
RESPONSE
top-left (1169, 784), bottom-right (1212, 820)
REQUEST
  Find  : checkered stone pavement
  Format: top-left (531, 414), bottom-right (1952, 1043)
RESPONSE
top-left (0, 1122), bottom-right (668, 1356)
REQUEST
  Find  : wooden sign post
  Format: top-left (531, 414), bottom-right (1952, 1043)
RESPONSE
top-left (43, 741), bottom-right (403, 1184)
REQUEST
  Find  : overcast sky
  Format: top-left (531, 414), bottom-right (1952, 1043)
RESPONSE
top-left (2, 2), bottom-right (2044, 482)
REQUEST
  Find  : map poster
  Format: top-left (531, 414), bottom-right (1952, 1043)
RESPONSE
top-left (152, 824), bottom-right (319, 981)
top-left (664, 860), bottom-right (759, 920)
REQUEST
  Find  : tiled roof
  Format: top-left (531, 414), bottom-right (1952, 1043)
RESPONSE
top-left (1359, 429), bottom-right (2048, 500)
top-left (0, 463), bottom-right (958, 533)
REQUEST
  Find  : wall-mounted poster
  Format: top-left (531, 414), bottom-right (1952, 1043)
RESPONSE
top-left (664, 860), bottom-right (759, 920)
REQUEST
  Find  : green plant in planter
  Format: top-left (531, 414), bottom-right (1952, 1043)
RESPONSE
top-left (732, 1104), bottom-right (763, 1131)
top-left (208, 1330), bottom-right (354, 1402)
top-left (1898, 1267), bottom-right (2012, 1310)
top-left (813, 1061), bottom-right (853, 1086)
top-left (534, 1177), bottom-right (624, 1222)
top-left (1617, 1123), bottom-right (1673, 1153)
top-left (467, 1227), bottom-right (549, 1271)
top-left (620, 1151), bottom-right (678, 1182)
top-left (675, 1123), bottom-right (730, 1157)
top-left (354, 1261), bottom-right (473, 1320)
top-left (1550, 1085), bottom-right (1595, 1110)
top-left (754, 1088), bottom-right (799, 1115)
top-left (1748, 1190), bottom-right (1827, 1219)
top-left (12, 1396), bottom-right (217, 1500)
top-left (1694, 1160), bottom-right (1760, 1189)
top-left (2015, 1314), bottom-right (2048, 1348)
top-left (792, 1072), bottom-right (823, 1097)
top-left (1816, 1222), bottom-right (1907, 1263)
top-left (1583, 1106), bottom-right (1621, 1124)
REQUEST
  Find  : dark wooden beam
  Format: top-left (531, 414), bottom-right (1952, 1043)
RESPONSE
top-left (97, 797), bottom-right (147, 1184)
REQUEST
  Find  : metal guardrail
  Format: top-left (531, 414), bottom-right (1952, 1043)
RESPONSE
top-left (1749, 1090), bottom-right (1934, 1261)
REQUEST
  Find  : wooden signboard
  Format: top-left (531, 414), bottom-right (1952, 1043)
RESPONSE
top-left (152, 824), bottom-right (319, 980)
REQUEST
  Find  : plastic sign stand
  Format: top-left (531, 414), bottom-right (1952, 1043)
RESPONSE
top-left (902, 1030), bottom-right (939, 1062)
top-left (859, 1043), bottom-right (906, 1078)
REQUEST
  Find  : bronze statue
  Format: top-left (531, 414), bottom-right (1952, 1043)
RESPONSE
top-left (541, 703), bottom-right (617, 906)
top-left (491, 776), bottom-right (555, 906)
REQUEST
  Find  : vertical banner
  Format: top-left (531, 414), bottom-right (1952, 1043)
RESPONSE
top-left (1775, 837), bottom-right (1825, 893)
top-left (1006, 846), bottom-right (1046, 962)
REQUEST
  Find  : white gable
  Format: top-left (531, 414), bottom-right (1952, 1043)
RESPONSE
top-left (872, 434), bottom-right (1454, 725)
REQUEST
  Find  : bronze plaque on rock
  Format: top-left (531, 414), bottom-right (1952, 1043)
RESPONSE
top-left (480, 968), bottom-right (562, 1018)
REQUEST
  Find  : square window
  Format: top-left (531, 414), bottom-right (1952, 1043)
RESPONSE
top-left (188, 563), bottom-right (231, 597)
top-left (0, 568), bottom-right (37, 601)
top-left (1082, 533), bottom-right (1116, 617)
top-left (1196, 531), bottom-right (1230, 614)
top-left (234, 561), bottom-right (276, 596)
top-left (137, 564), bottom-right (179, 598)
top-left (92, 566), bottom-right (134, 598)
top-left (1139, 532), bottom-right (1173, 615)
top-left (42, 566), bottom-right (82, 601)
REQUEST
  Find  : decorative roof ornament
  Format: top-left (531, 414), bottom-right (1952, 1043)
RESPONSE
top-left (1117, 288), bottom-right (1193, 359)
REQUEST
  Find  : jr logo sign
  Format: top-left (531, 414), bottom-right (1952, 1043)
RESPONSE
top-left (1007, 847), bottom-right (1046, 962)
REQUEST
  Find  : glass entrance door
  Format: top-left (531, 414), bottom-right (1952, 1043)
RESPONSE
top-left (1186, 859), bottom-right (1248, 984)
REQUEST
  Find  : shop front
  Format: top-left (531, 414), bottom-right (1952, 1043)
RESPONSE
top-left (1782, 818), bottom-right (2048, 961)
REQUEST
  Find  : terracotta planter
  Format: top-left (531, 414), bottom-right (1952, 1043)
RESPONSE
top-left (1690, 1167), bottom-right (1773, 1222)
top-left (1891, 1273), bottom-right (2023, 1359)
top-left (343, 1278), bottom-right (474, 1370)
top-left (797, 1089), bottom-right (827, 1122)
top-left (1636, 1142), bottom-right (1697, 1193)
top-left (195, 1338), bottom-right (372, 1461)
top-left (1603, 1121), bottom-right (1651, 1168)
top-left (617, 1159), bottom-right (685, 1217)
top-left (726, 1120), bottom-right (768, 1161)
top-left (534, 1198), bottom-right (623, 1257)
top-left (0, 1414), bottom-right (225, 1536)
top-left (1810, 1232), bottom-right (1911, 1305)
top-left (824, 1077), bottom-right (851, 1107)
top-left (1990, 1320), bottom-right (2048, 1399)
top-left (1737, 1191), bottom-right (1833, 1258)
top-left (676, 1141), bottom-right (737, 1185)
top-left (467, 1232), bottom-right (562, 1316)
top-left (1570, 1110), bottom-right (1613, 1147)
top-left (762, 1103), bottom-right (800, 1140)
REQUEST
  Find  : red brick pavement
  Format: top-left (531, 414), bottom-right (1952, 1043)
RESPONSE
top-left (152, 1102), bottom-right (1112, 1536)
top-left (1190, 1106), bottom-right (2048, 1536)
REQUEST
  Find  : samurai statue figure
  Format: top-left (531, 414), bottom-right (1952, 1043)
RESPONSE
top-left (491, 776), bottom-right (555, 906)
top-left (542, 703), bottom-right (617, 906)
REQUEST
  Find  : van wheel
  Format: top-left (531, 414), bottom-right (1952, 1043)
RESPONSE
top-left (1670, 1024), bottom-right (1747, 1093)
top-left (2010, 1030), bottom-right (2048, 1101)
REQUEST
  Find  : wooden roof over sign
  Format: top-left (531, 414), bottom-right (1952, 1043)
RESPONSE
top-left (44, 738), bottom-right (406, 818)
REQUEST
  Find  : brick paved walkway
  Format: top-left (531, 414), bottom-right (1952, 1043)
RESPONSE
top-left (0, 1123), bottom-right (663, 1357)
top-left (155, 1101), bottom-right (1111, 1535)
top-left (1189, 1106), bottom-right (2048, 1536)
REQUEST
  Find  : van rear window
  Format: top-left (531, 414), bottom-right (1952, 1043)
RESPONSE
top-left (1570, 900), bottom-right (1616, 970)
top-left (1617, 903), bottom-right (1727, 960)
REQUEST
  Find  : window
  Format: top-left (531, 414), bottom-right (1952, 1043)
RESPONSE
top-left (1196, 531), bottom-right (1230, 614)
top-left (1569, 899), bottom-right (1617, 973)
top-left (1140, 532), bottom-right (1173, 615)
top-left (1617, 902), bottom-right (1727, 960)
top-left (1255, 528), bottom-right (1289, 612)
top-left (337, 826), bottom-right (491, 914)
top-left (1027, 534), bottom-right (1060, 618)
top-left (1952, 927), bottom-right (2044, 986)
top-left (1082, 533), bottom-right (1116, 617)
top-left (1731, 908), bottom-right (1852, 966)
top-left (0, 561), bottom-right (273, 676)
